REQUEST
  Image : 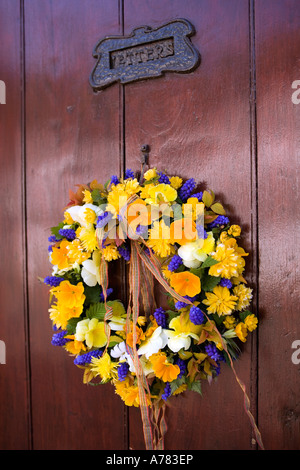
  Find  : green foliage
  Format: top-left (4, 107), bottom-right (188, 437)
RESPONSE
top-left (86, 302), bottom-right (106, 320)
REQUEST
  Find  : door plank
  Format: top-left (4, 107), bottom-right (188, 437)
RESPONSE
top-left (25, 0), bottom-right (127, 449)
top-left (124, 0), bottom-right (257, 450)
top-left (0, 0), bottom-right (31, 450)
top-left (255, 0), bottom-right (300, 450)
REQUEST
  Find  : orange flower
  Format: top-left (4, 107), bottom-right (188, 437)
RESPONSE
top-left (170, 271), bottom-right (201, 297)
top-left (169, 219), bottom-right (198, 245)
top-left (150, 352), bottom-right (180, 382)
top-left (126, 198), bottom-right (151, 234)
top-left (126, 323), bottom-right (146, 348)
top-left (50, 240), bottom-right (71, 269)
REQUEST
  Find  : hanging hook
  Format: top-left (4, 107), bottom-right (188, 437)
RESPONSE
top-left (140, 144), bottom-right (150, 182)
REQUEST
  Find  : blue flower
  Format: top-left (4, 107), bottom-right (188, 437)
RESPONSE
top-left (125, 169), bottom-right (135, 179)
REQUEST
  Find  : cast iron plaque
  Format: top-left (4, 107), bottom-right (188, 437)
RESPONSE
top-left (89, 19), bottom-right (200, 91)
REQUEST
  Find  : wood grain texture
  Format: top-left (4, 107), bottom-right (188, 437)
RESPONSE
top-left (124, 0), bottom-right (257, 450)
top-left (0, 0), bottom-right (31, 450)
top-left (24, 0), bottom-right (127, 449)
top-left (255, 0), bottom-right (300, 450)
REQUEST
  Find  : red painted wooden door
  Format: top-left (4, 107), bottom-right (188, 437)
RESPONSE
top-left (0, 0), bottom-right (299, 450)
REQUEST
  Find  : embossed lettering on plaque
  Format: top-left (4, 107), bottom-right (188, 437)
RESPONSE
top-left (89, 19), bottom-right (200, 91)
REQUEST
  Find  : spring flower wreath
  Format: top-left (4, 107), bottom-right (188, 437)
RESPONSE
top-left (43, 167), bottom-right (263, 449)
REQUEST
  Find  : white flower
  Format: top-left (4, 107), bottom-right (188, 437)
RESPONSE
top-left (81, 259), bottom-right (99, 286)
top-left (110, 341), bottom-right (154, 375)
top-left (137, 326), bottom-right (168, 359)
top-left (108, 316), bottom-right (126, 331)
top-left (178, 232), bottom-right (215, 268)
top-left (110, 341), bottom-right (135, 372)
top-left (65, 203), bottom-right (103, 228)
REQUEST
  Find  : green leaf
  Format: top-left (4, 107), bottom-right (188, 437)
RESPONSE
top-left (188, 379), bottom-right (202, 396)
top-left (239, 310), bottom-right (253, 322)
top-left (170, 376), bottom-right (186, 394)
top-left (66, 317), bottom-right (81, 335)
top-left (201, 274), bottom-right (221, 292)
top-left (200, 256), bottom-right (219, 269)
top-left (211, 202), bottom-right (226, 215)
top-left (91, 189), bottom-right (106, 205)
top-left (190, 267), bottom-right (204, 278)
top-left (84, 285), bottom-right (101, 305)
top-left (86, 302), bottom-right (106, 320)
top-left (202, 190), bottom-right (215, 207)
top-left (50, 222), bottom-right (64, 238)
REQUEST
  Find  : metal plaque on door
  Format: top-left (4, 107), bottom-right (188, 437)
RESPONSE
top-left (89, 19), bottom-right (200, 91)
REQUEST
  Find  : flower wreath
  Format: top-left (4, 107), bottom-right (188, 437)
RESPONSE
top-left (43, 167), bottom-right (263, 450)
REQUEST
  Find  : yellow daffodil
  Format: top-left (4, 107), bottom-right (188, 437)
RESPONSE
top-left (82, 189), bottom-right (93, 204)
top-left (143, 168), bottom-right (157, 181)
top-left (50, 240), bottom-right (71, 269)
top-left (51, 280), bottom-right (85, 309)
top-left (177, 231), bottom-right (215, 268)
top-left (145, 183), bottom-right (177, 205)
top-left (77, 225), bottom-right (98, 252)
top-left (165, 312), bottom-right (202, 352)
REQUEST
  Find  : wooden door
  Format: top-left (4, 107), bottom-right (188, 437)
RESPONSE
top-left (0, 0), bottom-right (299, 450)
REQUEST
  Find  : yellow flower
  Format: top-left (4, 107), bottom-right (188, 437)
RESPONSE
top-left (67, 239), bottom-right (90, 264)
top-left (149, 352), bottom-right (181, 382)
top-left (233, 284), bottom-right (253, 311)
top-left (223, 315), bottom-right (237, 329)
top-left (75, 318), bottom-right (107, 349)
top-left (114, 377), bottom-right (145, 407)
top-left (228, 225), bottom-right (241, 237)
top-left (51, 280), bottom-right (85, 309)
top-left (170, 176), bottom-right (183, 189)
top-left (183, 198), bottom-right (204, 222)
top-left (91, 352), bottom-right (117, 382)
top-left (84, 207), bottom-right (97, 224)
top-left (202, 286), bottom-right (238, 316)
top-left (64, 210), bottom-right (74, 224)
top-left (244, 314), bottom-right (258, 332)
top-left (83, 189), bottom-right (93, 204)
top-left (144, 168), bottom-right (157, 181)
top-left (209, 238), bottom-right (247, 279)
top-left (64, 336), bottom-right (86, 355)
top-left (77, 225), bottom-right (98, 252)
top-left (106, 185), bottom-right (129, 218)
top-left (235, 322), bottom-right (248, 342)
top-left (101, 243), bottom-right (121, 261)
top-left (147, 220), bottom-right (175, 258)
top-left (146, 183), bottom-right (177, 205)
top-left (49, 302), bottom-right (84, 330)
